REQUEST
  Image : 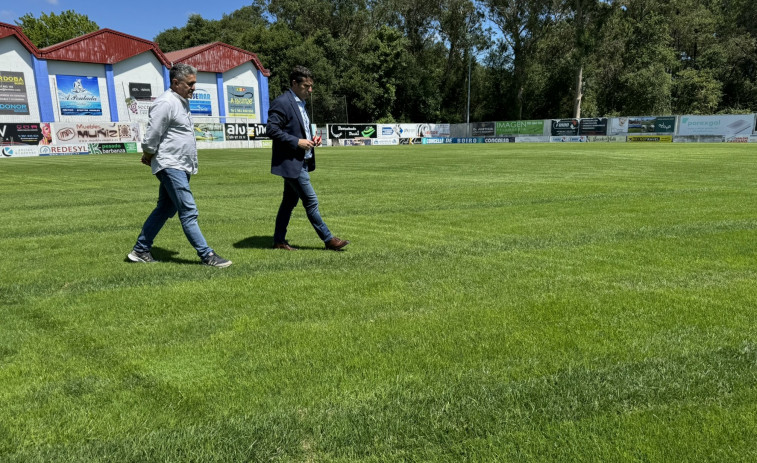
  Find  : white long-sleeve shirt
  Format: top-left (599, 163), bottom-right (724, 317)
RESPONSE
top-left (142, 89), bottom-right (198, 175)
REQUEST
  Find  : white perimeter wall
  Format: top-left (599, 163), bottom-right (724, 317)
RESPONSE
top-left (0, 36), bottom-right (40, 122)
top-left (195, 72), bottom-right (219, 118)
top-left (113, 52), bottom-right (166, 122)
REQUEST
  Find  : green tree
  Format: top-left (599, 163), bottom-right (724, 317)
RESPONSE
top-left (15, 10), bottom-right (99, 48)
top-left (588, 0), bottom-right (676, 116)
top-left (484, 0), bottom-right (558, 120)
top-left (437, 0), bottom-right (490, 122)
top-left (713, 0), bottom-right (756, 111)
top-left (144, 0), bottom-right (755, 122)
top-left (672, 68), bottom-right (722, 113)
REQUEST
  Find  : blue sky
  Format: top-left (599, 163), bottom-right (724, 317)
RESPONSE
top-left (1, 0), bottom-right (253, 42)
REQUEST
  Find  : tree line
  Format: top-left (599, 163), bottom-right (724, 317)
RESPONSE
top-left (17, 1), bottom-right (757, 124)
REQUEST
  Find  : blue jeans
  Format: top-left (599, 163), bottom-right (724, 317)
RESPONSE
top-left (133, 168), bottom-right (213, 258)
top-left (274, 164), bottom-right (333, 243)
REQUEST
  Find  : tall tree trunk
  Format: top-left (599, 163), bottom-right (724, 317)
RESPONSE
top-left (573, 64), bottom-right (583, 118)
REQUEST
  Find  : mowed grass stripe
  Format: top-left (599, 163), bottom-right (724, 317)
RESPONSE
top-left (1, 143), bottom-right (756, 461)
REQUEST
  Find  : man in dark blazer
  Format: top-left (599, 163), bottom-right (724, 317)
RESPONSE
top-left (266, 65), bottom-right (350, 251)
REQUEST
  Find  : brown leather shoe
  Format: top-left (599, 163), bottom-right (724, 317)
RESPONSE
top-left (273, 242), bottom-right (297, 251)
top-left (325, 237), bottom-right (350, 251)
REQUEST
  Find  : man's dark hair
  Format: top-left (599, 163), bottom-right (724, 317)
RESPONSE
top-left (289, 66), bottom-right (313, 85)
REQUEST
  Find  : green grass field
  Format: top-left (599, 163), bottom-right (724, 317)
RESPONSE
top-left (1, 143), bottom-right (756, 462)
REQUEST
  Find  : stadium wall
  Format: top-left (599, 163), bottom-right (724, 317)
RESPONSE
top-left (3, 114), bottom-right (757, 159)
top-left (0, 35), bottom-right (40, 122)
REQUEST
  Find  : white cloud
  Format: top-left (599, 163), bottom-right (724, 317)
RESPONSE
top-left (46, 0), bottom-right (59, 5)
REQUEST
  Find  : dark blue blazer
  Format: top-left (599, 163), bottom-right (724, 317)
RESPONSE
top-left (267, 90), bottom-right (315, 178)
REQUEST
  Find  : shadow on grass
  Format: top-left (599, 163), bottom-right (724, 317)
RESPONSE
top-left (234, 235), bottom-right (274, 249)
top-left (233, 235), bottom-right (326, 251)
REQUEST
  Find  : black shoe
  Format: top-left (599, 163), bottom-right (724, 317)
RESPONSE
top-left (127, 250), bottom-right (157, 263)
top-left (202, 252), bottom-right (232, 268)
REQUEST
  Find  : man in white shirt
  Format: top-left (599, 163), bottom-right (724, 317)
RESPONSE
top-left (127, 63), bottom-right (231, 267)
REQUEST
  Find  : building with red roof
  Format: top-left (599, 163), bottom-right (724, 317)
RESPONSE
top-left (0, 22), bottom-right (269, 125)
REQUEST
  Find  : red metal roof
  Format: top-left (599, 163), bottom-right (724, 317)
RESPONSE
top-left (38, 28), bottom-right (170, 66)
top-left (164, 42), bottom-right (270, 76)
top-left (1, 22), bottom-right (268, 76)
top-left (0, 22), bottom-right (41, 57)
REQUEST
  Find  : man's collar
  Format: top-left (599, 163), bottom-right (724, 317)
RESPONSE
top-left (290, 89), bottom-right (304, 104)
top-left (170, 88), bottom-right (188, 104)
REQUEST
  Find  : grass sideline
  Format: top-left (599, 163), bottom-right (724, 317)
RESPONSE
top-left (1, 143), bottom-right (756, 462)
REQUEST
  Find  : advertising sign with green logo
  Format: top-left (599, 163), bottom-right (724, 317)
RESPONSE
top-left (496, 120), bottom-right (544, 135)
top-left (226, 85), bottom-right (256, 117)
top-left (88, 142), bottom-right (139, 153)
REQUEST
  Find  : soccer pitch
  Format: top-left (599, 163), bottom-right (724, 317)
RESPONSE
top-left (1, 143), bottom-right (756, 461)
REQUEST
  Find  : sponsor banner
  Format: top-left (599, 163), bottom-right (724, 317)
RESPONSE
top-left (626, 116), bottom-right (675, 133)
top-left (194, 123), bottom-right (224, 142)
top-left (248, 123), bottom-right (268, 139)
top-left (496, 120), bottom-right (544, 135)
top-left (224, 123), bottom-right (248, 141)
top-left (89, 142), bottom-right (139, 154)
top-left (608, 117), bottom-right (629, 135)
top-left (226, 86), bottom-right (256, 117)
top-left (398, 138), bottom-right (423, 145)
top-left (452, 137), bottom-right (485, 143)
top-left (472, 122), bottom-right (495, 136)
top-left (673, 136), bottom-right (724, 143)
top-left (128, 82), bottom-right (152, 100)
top-left (416, 123), bottom-right (451, 137)
top-left (378, 123), bottom-right (420, 138)
top-left (678, 114), bottom-right (754, 136)
top-left (328, 124), bottom-right (377, 139)
top-left (1, 145), bottom-right (39, 158)
top-left (371, 138), bottom-right (398, 146)
top-left (0, 123), bottom-right (48, 145)
top-left (420, 136), bottom-right (487, 144)
top-left (125, 98), bottom-right (154, 121)
top-left (224, 123), bottom-right (268, 140)
top-left (725, 136), bottom-right (750, 143)
top-left (379, 125), bottom-right (395, 137)
top-left (587, 135), bottom-right (626, 142)
top-left (56, 75), bottom-right (102, 116)
top-left (422, 138), bottom-right (452, 144)
top-left (38, 144), bottom-right (90, 155)
top-left (551, 119), bottom-right (579, 136)
top-left (654, 116), bottom-right (676, 133)
top-left (53, 122), bottom-right (141, 144)
top-left (550, 136), bottom-right (587, 142)
top-left (515, 136), bottom-right (550, 143)
top-left (0, 71), bottom-right (31, 115)
top-left (189, 86), bottom-right (213, 115)
top-left (628, 135), bottom-right (673, 142)
top-left (340, 138), bottom-right (372, 146)
top-left (484, 136), bottom-right (516, 143)
top-left (578, 118), bottom-right (608, 135)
